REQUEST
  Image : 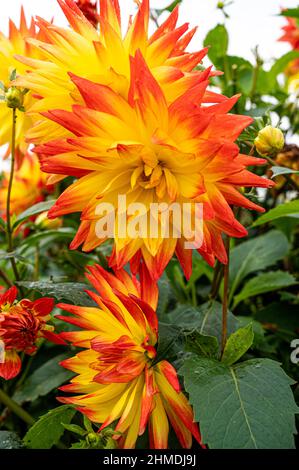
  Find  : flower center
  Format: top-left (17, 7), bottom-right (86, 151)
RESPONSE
top-left (131, 160), bottom-right (178, 201)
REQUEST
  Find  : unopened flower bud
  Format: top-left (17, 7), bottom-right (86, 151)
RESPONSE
top-left (35, 211), bottom-right (62, 229)
top-left (254, 126), bottom-right (284, 157)
top-left (5, 87), bottom-right (24, 110)
top-left (86, 432), bottom-right (100, 446)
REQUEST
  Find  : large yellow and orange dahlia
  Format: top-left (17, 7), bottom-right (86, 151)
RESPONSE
top-left (34, 53), bottom-right (273, 280)
top-left (0, 8), bottom-right (44, 167)
top-left (15, 0), bottom-right (211, 150)
top-left (58, 264), bottom-right (201, 449)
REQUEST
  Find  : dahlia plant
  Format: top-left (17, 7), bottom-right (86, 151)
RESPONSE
top-left (0, 0), bottom-right (298, 453)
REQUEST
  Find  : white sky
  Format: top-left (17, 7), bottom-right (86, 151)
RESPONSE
top-left (1, 0), bottom-right (298, 62)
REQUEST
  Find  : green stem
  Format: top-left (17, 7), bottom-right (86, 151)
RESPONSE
top-left (0, 388), bottom-right (35, 426)
top-left (210, 260), bottom-right (223, 300)
top-left (221, 236), bottom-right (230, 354)
top-left (15, 355), bottom-right (34, 389)
top-left (6, 109), bottom-right (22, 286)
top-left (0, 269), bottom-right (13, 287)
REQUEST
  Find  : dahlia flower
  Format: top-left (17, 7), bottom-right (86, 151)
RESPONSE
top-left (35, 53), bottom-right (273, 280)
top-left (0, 8), bottom-right (43, 167)
top-left (16, 0), bottom-right (211, 152)
top-left (280, 16), bottom-right (299, 49)
top-left (75, 0), bottom-right (100, 27)
top-left (279, 16), bottom-right (299, 90)
top-left (58, 264), bottom-right (201, 449)
top-left (0, 286), bottom-right (60, 379)
top-left (0, 153), bottom-right (51, 219)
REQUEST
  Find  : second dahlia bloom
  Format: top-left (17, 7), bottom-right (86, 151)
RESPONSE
top-left (0, 153), bottom-right (51, 219)
top-left (58, 264), bottom-right (201, 449)
top-left (279, 15), bottom-right (299, 91)
top-left (0, 8), bottom-right (43, 167)
top-left (75, 0), bottom-right (100, 27)
top-left (0, 286), bottom-right (60, 379)
top-left (36, 53), bottom-right (273, 280)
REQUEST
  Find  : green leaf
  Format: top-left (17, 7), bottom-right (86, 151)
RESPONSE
top-left (10, 69), bottom-right (17, 81)
top-left (252, 200), bottom-right (299, 227)
top-left (155, 322), bottom-right (183, 363)
top-left (62, 423), bottom-right (87, 437)
top-left (165, 301), bottom-right (238, 346)
top-left (233, 271), bottom-right (297, 308)
top-left (0, 250), bottom-right (31, 264)
top-left (23, 405), bottom-right (76, 449)
top-left (156, 277), bottom-right (172, 316)
top-left (204, 24), bottom-right (229, 64)
top-left (18, 228), bottom-right (76, 250)
top-left (185, 332), bottom-right (219, 359)
top-left (268, 51), bottom-right (299, 83)
top-left (229, 230), bottom-right (289, 302)
top-left (237, 316), bottom-right (265, 349)
top-left (16, 280), bottom-right (96, 306)
top-left (186, 257), bottom-right (213, 292)
top-left (256, 301), bottom-right (299, 334)
top-left (154, 0), bottom-right (183, 14)
top-left (280, 8), bottom-right (299, 18)
top-left (0, 431), bottom-right (24, 449)
top-left (180, 357), bottom-right (298, 448)
top-left (271, 166), bottom-right (299, 178)
top-left (222, 324), bottom-right (254, 365)
top-left (13, 200), bottom-right (56, 229)
top-left (13, 353), bottom-right (75, 404)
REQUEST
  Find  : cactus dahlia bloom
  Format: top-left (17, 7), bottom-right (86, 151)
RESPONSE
top-left (36, 53), bottom-right (273, 280)
top-left (15, 0), bottom-right (211, 151)
top-left (279, 16), bottom-right (299, 90)
top-left (0, 286), bottom-right (60, 379)
top-left (58, 265), bottom-right (201, 449)
top-left (0, 8), bottom-right (43, 168)
top-left (0, 153), bottom-right (51, 219)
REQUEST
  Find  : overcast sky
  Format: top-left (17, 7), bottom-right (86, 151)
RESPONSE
top-left (1, 0), bottom-right (298, 62)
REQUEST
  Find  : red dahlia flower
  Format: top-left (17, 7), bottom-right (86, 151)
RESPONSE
top-left (0, 286), bottom-right (61, 380)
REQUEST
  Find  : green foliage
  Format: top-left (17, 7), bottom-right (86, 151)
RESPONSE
top-left (13, 354), bottom-right (75, 404)
top-left (221, 324), bottom-right (254, 365)
top-left (229, 230), bottom-right (290, 304)
top-left (12, 200), bottom-right (56, 230)
top-left (23, 406), bottom-right (76, 449)
top-left (181, 357), bottom-right (298, 449)
top-left (165, 301), bottom-right (238, 346)
top-left (252, 200), bottom-right (299, 227)
top-left (17, 280), bottom-right (96, 306)
top-left (204, 24), bottom-right (229, 64)
top-left (233, 271), bottom-right (297, 308)
top-left (0, 432), bottom-right (24, 449)
top-left (271, 166), bottom-right (299, 178)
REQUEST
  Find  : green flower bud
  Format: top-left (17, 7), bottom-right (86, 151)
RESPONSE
top-left (5, 87), bottom-right (24, 110)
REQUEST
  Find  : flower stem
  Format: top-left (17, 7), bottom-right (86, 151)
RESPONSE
top-left (0, 269), bottom-right (13, 287)
top-left (0, 388), bottom-right (35, 426)
top-left (221, 236), bottom-right (230, 354)
top-left (6, 108), bottom-right (21, 284)
top-left (210, 260), bottom-right (223, 299)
